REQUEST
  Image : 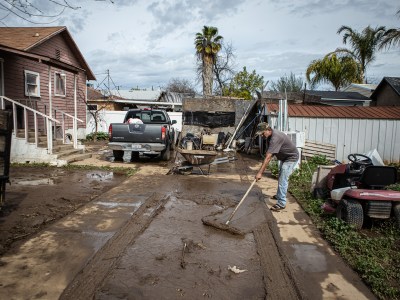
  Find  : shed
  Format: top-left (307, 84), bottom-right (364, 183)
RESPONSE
top-left (266, 103), bottom-right (400, 163)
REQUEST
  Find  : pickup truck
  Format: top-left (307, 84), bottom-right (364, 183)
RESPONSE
top-left (108, 109), bottom-right (177, 161)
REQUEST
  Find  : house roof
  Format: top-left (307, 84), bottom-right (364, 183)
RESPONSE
top-left (341, 83), bottom-right (377, 97)
top-left (261, 90), bottom-right (370, 106)
top-left (267, 104), bottom-right (400, 119)
top-left (110, 90), bottom-right (162, 101)
top-left (306, 90), bottom-right (370, 101)
top-left (370, 77), bottom-right (400, 99)
top-left (0, 26), bottom-right (95, 80)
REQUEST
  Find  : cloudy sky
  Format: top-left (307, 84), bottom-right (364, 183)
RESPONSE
top-left (3, 0), bottom-right (400, 91)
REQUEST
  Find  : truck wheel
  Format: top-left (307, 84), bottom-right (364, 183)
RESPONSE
top-left (131, 151), bottom-right (140, 161)
top-left (113, 150), bottom-right (124, 161)
top-left (170, 137), bottom-right (175, 150)
top-left (394, 202), bottom-right (400, 229)
top-left (161, 144), bottom-right (171, 161)
top-left (336, 199), bottom-right (364, 229)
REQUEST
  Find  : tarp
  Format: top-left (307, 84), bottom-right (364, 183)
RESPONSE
top-left (183, 111), bottom-right (235, 128)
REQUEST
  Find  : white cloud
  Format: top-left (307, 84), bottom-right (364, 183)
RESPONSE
top-left (1, 0), bottom-right (399, 90)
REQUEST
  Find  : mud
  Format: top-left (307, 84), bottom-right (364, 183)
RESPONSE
top-left (0, 143), bottom-right (377, 300)
top-left (0, 165), bottom-right (125, 256)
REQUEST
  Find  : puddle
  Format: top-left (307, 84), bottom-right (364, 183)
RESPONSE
top-left (291, 244), bottom-right (327, 272)
top-left (15, 178), bottom-right (54, 186)
top-left (86, 172), bottom-right (114, 181)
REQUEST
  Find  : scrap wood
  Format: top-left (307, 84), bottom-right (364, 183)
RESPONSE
top-left (228, 265), bottom-right (247, 274)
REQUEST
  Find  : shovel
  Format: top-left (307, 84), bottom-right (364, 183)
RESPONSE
top-left (226, 179), bottom-right (257, 224)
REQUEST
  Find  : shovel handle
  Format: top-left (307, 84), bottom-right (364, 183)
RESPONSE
top-left (226, 179), bottom-right (257, 225)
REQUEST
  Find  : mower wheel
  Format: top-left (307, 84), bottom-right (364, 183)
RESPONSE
top-left (394, 202), bottom-right (400, 229)
top-left (336, 199), bottom-right (364, 229)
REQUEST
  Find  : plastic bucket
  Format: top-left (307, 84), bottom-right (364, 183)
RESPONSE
top-left (186, 141), bottom-right (193, 150)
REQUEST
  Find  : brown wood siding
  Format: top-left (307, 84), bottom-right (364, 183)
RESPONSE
top-left (1, 51), bottom-right (87, 130)
top-left (30, 34), bottom-right (80, 66)
top-left (2, 51), bottom-right (49, 103)
top-left (49, 71), bottom-right (87, 129)
top-left (375, 84), bottom-right (400, 106)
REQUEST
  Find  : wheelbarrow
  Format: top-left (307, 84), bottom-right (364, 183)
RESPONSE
top-left (172, 149), bottom-right (233, 175)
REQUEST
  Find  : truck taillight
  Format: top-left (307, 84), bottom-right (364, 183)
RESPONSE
top-left (108, 124), bottom-right (112, 139)
top-left (161, 126), bottom-right (166, 140)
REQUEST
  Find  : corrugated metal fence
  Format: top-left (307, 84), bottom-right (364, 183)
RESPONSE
top-left (271, 116), bottom-right (400, 163)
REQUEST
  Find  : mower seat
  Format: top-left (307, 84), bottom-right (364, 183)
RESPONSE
top-left (359, 166), bottom-right (397, 189)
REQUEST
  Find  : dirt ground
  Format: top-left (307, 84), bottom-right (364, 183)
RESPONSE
top-left (0, 165), bottom-right (126, 257)
top-left (0, 142), bottom-right (376, 300)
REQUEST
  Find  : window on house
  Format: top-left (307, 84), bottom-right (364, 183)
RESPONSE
top-left (87, 104), bottom-right (98, 111)
top-left (24, 70), bottom-right (40, 97)
top-left (54, 72), bottom-right (66, 96)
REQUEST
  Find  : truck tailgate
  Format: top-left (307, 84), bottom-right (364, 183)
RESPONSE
top-left (110, 123), bottom-right (163, 143)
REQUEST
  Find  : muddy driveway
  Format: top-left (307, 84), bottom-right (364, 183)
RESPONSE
top-left (0, 146), bottom-right (375, 299)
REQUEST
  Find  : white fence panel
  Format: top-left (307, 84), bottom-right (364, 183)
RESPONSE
top-left (272, 116), bottom-right (400, 163)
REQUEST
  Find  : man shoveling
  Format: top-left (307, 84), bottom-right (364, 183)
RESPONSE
top-left (255, 123), bottom-right (299, 211)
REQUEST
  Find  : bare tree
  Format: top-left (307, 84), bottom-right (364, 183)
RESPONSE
top-left (195, 41), bottom-right (237, 96)
top-left (0, 0), bottom-right (113, 24)
top-left (213, 42), bottom-right (237, 95)
top-left (165, 78), bottom-right (196, 94)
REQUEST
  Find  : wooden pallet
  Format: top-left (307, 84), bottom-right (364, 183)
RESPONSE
top-left (302, 140), bottom-right (336, 161)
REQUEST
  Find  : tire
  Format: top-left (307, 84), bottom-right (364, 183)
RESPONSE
top-left (161, 144), bottom-right (171, 161)
top-left (394, 202), bottom-right (400, 229)
top-left (113, 150), bottom-right (124, 161)
top-left (170, 131), bottom-right (175, 150)
top-left (131, 151), bottom-right (139, 161)
top-left (336, 199), bottom-right (364, 229)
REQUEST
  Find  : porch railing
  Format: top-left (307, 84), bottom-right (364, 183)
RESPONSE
top-left (0, 96), bottom-right (60, 154)
top-left (44, 106), bottom-right (84, 149)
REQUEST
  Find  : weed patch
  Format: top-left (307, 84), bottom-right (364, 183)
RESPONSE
top-left (288, 156), bottom-right (400, 300)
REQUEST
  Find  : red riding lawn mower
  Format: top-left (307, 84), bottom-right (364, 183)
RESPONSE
top-left (322, 153), bottom-right (400, 229)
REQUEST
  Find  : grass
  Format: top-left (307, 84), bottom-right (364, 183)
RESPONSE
top-left (271, 156), bottom-right (400, 300)
top-left (11, 162), bottom-right (138, 177)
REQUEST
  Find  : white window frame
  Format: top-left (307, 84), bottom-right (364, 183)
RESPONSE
top-left (54, 71), bottom-right (66, 97)
top-left (24, 70), bottom-right (40, 97)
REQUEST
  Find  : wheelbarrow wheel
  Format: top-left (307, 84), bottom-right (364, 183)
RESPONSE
top-left (336, 198), bottom-right (364, 229)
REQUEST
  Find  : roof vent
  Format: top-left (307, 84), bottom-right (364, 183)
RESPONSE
top-left (34, 33), bottom-right (39, 37)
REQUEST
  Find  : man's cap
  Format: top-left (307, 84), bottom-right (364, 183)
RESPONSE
top-left (255, 122), bottom-right (270, 136)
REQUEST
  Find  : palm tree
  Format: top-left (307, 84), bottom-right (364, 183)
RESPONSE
top-left (306, 54), bottom-right (362, 91)
top-left (333, 25), bottom-right (386, 83)
top-left (195, 26), bottom-right (223, 96)
top-left (380, 9), bottom-right (400, 50)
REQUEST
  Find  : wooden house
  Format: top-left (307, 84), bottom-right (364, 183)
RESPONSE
top-left (370, 77), bottom-right (400, 106)
top-left (0, 26), bottom-right (95, 164)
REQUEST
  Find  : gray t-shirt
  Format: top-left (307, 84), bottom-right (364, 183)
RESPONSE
top-left (266, 129), bottom-right (299, 162)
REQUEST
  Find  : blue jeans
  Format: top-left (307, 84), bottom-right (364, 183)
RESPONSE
top-left (276, 161), bottom-right (297, 208)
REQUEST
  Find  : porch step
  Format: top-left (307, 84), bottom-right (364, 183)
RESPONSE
top-left (15, 129), bottom-right (91, 164)
top-left (53, 144), bottom-right (92, 164)
top-left (60, 153), bottom-right (92, 164)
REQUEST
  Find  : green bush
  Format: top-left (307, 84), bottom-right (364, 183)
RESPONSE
top-left (85, 132), bottom-right (109, 141)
